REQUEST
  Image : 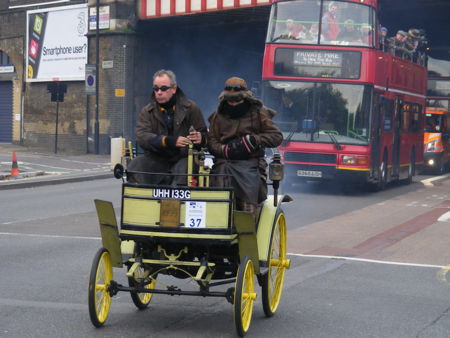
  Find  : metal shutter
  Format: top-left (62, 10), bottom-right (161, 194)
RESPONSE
top-left (0, 81), bottom-right (13, 142)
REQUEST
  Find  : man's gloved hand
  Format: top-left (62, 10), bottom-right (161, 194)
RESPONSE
top-left (223, 135), bottom-right (259, 160)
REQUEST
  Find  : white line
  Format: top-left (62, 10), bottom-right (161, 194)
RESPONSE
top-left (0, 232), bottom-right (100, 240)
top-left (438, 211), bottom-right (450, 222)
top-left (421, 174), bottom-right (449, 187)
top-left (18, 162), bottom-right (81, 171)
top-left (60, 158), bottom-right (110, 165)
top-left (288, 253), bottom-right (444, 269)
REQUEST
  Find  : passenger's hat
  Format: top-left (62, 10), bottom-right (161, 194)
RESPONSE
top-left (408, 28), bottom-right (421, 39)
top-left (397, 30), bottom-right (407, 37)
top-left (219, 77), bottom-right (252, 102)
top-left (380, 26), bottom-right (388, 33)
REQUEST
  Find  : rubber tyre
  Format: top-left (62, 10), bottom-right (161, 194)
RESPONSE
top-left (128, 266), bottom-right (156, 309)
top-left (88, 248), bottom-right (113, 327)
top-left (405, 151), bottom-right (415, 184)
top-left (262, 211), bottom-right (288, 317)
top-left (369, 154), bottom-right (388, 191)
top-left (234, 256), bottom-right (256, 337)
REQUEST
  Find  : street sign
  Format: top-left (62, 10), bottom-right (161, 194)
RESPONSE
top-left (85, 64), bottom-right (96, 95)
top-left (47, 82), bottom-right (67, 102)
top-left (102, 60), bottom-right (113, 69)
top-left (115, 89), bottom-right (125, 97)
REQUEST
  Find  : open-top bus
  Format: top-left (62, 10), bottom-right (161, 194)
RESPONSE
top-left (262, 0), bottom-right (428, 190)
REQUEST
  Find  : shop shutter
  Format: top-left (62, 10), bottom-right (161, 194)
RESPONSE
top-left (0, 81), bottom-right (13, 142)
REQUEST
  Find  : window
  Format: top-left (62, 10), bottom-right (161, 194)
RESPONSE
top-left (267, 0), bottom-right (376, 47)
top-left (427, 80), bottom-right (450, 98)
top-left (410, 104), bottom-right (421, 132)
top-left (262, 81), bottom-right (370, 144)
top-left (382, 98), bottom-right (394, 132)
top-left (0, 51), bottom-right (11, 66)
top-left (401, 103), bottom-right (410, 131)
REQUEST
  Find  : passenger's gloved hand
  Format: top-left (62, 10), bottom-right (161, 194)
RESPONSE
top-left (223, 135), bottom-right (259, 160)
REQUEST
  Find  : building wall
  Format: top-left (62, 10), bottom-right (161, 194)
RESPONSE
top-left (86, 32), bottom-right (137, 154)
top-left (0, 9), bottom-right (25, 144)
top-left (0, 0), bottom-right (138, 154)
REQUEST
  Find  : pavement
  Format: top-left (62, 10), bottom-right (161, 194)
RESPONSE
top-left (287, 174), bottom-right (450, 267)
top-left (0, 143), bottom-right (113, 190)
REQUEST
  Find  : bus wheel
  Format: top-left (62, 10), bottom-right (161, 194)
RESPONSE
top-left (405, 151), bottom-right (415, 184)
top-left (370, 155), bottom-right (387, 191)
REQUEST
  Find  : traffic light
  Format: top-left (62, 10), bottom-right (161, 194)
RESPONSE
top-left (47, 82), bottom-right (67, 102)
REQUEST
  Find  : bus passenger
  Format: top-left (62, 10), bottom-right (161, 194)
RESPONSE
top-left (305, 23), bottom-right (320, 41)
top-left (388, 30), bottom-right (407, 57)
top-left (406, 28), bottom-right (420, 61)
top-left (128, 69), bottom-right (207, 185)
top-left (360, 24), bottom-right (373, 46)
top-left (379, 26), bottom-right (388, 51)
top-left (321, 2), bottom-right (339, 41)
top-left (280, 19), bottom-right (307, 40)
top-left (207, 77), bottom-right (283, 213)
top-left (336, 19), bottom-right (360, 44)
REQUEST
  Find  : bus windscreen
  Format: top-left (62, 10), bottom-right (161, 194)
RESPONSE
top-left (262, 81), bottom-right (372, 145)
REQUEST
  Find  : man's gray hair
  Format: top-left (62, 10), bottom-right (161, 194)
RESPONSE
top-left (153, 69), bottom-right (177, 86)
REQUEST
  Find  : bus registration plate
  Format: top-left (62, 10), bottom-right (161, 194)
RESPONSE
top-left (297, 170), bottom-right (322, 178)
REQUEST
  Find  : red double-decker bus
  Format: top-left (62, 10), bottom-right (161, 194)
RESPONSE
top-left (262, 0), bottom-right (428, 190)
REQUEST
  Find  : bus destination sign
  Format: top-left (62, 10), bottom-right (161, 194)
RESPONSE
top-left (274, 48), bottom-right (361, 79)
top-left (294, 51), bottom-right (342, 67)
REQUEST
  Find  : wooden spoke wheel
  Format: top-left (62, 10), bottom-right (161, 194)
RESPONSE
top-left (128, 266), bottom-right (156, 309)
top-left (88, 248), bottom-right (113, 327)
top-left (234, 256), bottom-right (256, 337)
top-left (262, 211), bottom-right (288, 317)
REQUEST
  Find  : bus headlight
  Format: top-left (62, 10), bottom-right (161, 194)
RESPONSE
top-left (341, 155), bottom-right (369, 165)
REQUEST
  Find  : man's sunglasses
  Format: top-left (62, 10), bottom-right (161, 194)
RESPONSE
top-left (153, 85), bottom-right (173, 92)
top-left (224, 85), bottom-right (247, 92)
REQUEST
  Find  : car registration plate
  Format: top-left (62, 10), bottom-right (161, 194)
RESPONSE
top-left (297, 170), bottom-right (322, 178)
top-left (152, 188), bottom-right (191, 199)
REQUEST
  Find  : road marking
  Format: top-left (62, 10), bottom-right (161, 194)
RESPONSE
top-left (0, 234), bottom-right (446, 270)
top-left (60, 158), bottom-right (110, 165)
top-left (0, 232), bottom-right (100, 240)
top-left (438, 211), bottom-right (450, 222)
top-left (437, 264), bottom-right (450, 283)
top-left (421, 174), bottom-right (449, 187)
top-left (288, 253), bottom-right (444, 269)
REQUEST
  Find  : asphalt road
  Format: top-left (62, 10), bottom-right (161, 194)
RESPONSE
top-left (1, 178), bottom-right (450, 337)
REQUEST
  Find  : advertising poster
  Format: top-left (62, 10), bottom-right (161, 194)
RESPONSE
top-left (26, 4), bottom-right (88, 82)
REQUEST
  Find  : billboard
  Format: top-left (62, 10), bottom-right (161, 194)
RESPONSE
top-left (26, 4), bottom-right (88, 82)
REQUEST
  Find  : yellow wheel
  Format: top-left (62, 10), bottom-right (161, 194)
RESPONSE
top-left (128, 266), bottom-right (156, 309)
top-left (88, 248), bottom-right (113, 327)
top-left (234, 256), bottom-right (256, 337)
top-left (262, 211), bottom-right (288, 317)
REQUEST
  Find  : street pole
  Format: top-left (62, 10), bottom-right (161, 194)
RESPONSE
top-left (122, 44), bottom-right (126, 137)
top-left (95, 0), bottom-right (100, 154)
top-left (55, 99), bottom-right (59, 154)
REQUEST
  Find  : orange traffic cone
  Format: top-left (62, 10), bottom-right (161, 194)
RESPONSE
top-left (11, 152), bottom-right (19, 177)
